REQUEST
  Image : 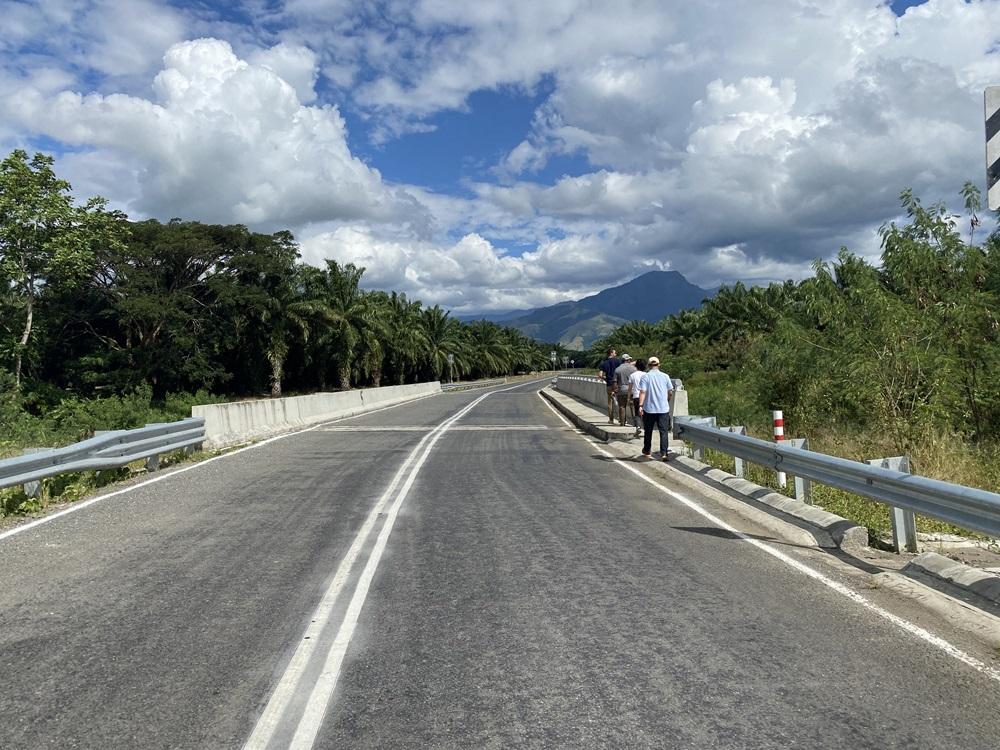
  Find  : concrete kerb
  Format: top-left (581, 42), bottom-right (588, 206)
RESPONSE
top-left (664, 453), bottom-right (868, 551)
top-left (541, 386), bottom-right (867, 552)
top-left (905, 552), bottom-right (1000, 608)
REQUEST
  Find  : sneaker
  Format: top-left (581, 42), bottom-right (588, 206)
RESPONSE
top-left (634, 428), bottom-right (641, 437)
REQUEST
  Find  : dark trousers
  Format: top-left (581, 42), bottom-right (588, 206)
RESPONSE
top-left (642, 412), bottom-right (670, 456)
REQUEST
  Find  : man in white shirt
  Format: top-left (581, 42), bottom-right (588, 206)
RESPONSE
top-left (627, 358), bottom-right (647, 438)
top-left (637, 356), bottom-right (674, 460)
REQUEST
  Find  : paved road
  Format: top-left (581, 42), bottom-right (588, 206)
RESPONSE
top-left (2, 380), bottom-right (999, 749)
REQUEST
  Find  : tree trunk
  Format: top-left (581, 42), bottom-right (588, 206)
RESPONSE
top-left (338, 363), bottom-right (351, 390)
top-left (268, 341), bottom-right (287, 398)
top-left (14, 292), bottom-right (33, 390)
top-left (372, 368), bottom-right (381, 388)
top-left (270, 365), bottom-right (282, 396)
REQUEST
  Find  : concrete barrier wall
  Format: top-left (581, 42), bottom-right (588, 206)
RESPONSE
top-left (193, 382), bottom-right (442, 448)
top-left (554, 376), bottom-right (688, 416)
top-left (555, 377), bottom-right (608, 410)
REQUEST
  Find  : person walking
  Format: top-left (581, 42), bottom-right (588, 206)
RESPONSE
top-left (612, 354), bottom-right (637, 426)
top-left (638, 356), bottom-right (674, 460)
top-left (597, 347), bottom-right (621, 424)
top-left (628, 358), bottom-right (646, 437)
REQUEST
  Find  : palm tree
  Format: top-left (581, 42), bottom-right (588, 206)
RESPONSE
top-left (381, 291), bottom-right (427, 385)
top-left (305, 261), bottom-right (384, 390)
top-left (465, 320), bottom-right (514, 377)
top-left (420, 305), bottom-right (467, 381)
top-left (262, 266), bottom-right (329, 398)
top-left (506, 329), bottom-right (547, 373)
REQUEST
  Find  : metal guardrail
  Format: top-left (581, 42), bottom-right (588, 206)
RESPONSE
top-left (674, 416), bottom-right (1000, 539)
top-left (0, 418), bottom-right (206, 492)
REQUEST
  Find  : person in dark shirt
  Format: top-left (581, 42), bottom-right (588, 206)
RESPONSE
top-left (596, 347), bottom-right (622, 424)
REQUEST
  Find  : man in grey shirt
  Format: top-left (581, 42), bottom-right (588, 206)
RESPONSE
top-left (612, 354), bottom-right (637, 427)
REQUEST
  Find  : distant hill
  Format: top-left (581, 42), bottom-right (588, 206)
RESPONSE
top-left (501, 271), bottom-right (714, 348)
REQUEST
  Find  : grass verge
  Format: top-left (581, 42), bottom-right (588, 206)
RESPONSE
top-left (688, 372), bottom-right (1000, 542)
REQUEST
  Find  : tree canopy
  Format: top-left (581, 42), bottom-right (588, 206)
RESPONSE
top-left (0, 151), bottom-right (558, 412)
top-left (588, 184), bottom-right (1000, 450)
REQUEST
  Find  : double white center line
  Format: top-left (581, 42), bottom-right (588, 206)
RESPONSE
top-left (244, 380), bottom-right (541, 749)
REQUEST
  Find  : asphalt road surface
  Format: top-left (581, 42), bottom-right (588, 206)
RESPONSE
top-left (2, 380), bottom-right (999, 749)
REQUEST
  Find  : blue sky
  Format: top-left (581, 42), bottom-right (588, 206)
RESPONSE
top-left (1, 0), bottom-right (998, 312)
top-left (345, 85), bottom-right (591, 193)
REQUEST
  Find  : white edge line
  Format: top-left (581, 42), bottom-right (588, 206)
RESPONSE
top-left (0, 392), bottom-right (442, 544)
top-left (536, 391), bottom-right (1000, 684)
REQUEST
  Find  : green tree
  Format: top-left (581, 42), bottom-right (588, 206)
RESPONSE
top-left (379, 292), bottom-right (427, 385)
top-left (0, 150), bottom-right (125, 390)
top-left (465, 320), bottom-right (514, 377)
top-left (420, 305), bottom-right (467, 382)
top-left (305, 261), bottom-right (384, 390)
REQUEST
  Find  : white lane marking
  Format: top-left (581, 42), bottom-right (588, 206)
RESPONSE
top-left (0, 393), bottom-right (444, 545)
top-left (536, 391), bottom-right (1000, 684)
top-left (318, 424), bottom-right (550, 432)
top-left (242, 424), bottom-right (439, 748)
top-left (245, 378), bottom-right (551, 749)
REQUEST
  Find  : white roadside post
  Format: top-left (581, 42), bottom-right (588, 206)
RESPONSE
top-left (721, 426), bottom-right (747, 477)
top-left (21, 448), bottom-right (48, 498)
top-left (986, 86), bottom-right (1000, 211)
top-left (786, 437), bottom-right (811, 504)
top-left (866, 455), bottom-right (918, 554)
top-left (772, 410), bottom-right (786, 488)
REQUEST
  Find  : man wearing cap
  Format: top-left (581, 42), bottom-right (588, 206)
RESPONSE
top-left (638, 356), bottom-right (675, 460)
top-left (612, 354), bottom-right (637, 427)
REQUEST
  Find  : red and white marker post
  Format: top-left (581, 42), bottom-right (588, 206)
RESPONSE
top-left (772, 410), bottom-right (786, 488)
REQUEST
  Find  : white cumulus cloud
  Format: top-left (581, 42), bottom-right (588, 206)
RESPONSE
top-left (3, 38), bottom-right (425, 229)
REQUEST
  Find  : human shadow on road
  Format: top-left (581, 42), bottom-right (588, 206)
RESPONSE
top-left (589, 453), bottom-right (660, 463)
top-left (672, 525), bottom-right (817, 551)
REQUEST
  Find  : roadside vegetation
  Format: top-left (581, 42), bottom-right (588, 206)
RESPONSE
top-left (0, 149), bottom-right (570, 516)
top-left (589, 185), bottom-right (1000, 541)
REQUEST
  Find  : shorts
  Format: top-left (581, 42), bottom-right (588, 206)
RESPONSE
top-left (617, 391), bottom-right (631, 407)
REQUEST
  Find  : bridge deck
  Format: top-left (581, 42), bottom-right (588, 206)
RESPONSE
top-left (1, 380), bottom-right (998, 748)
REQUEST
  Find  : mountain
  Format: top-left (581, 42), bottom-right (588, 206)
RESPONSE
top-left (502, 271), bottom-right (714, 349)
top-left (455, 309), bottom-right (532, 323)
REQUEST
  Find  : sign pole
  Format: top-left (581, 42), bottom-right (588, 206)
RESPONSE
top-left (987, 86), bottom-right (1000, 211)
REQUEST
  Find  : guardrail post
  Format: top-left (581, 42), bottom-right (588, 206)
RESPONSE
top-left (145, 454), bottom-right (160, 472)
top-left (676, 417), bottom-right (716, 462)
top-left (722, 426), bottom-right (747, 477)
top-left (786, 438), bottom-right (812, 504)
top-left (21, 448), bottom-right (48, 498)
top-left (865, 456), bottom-right (917, 553)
